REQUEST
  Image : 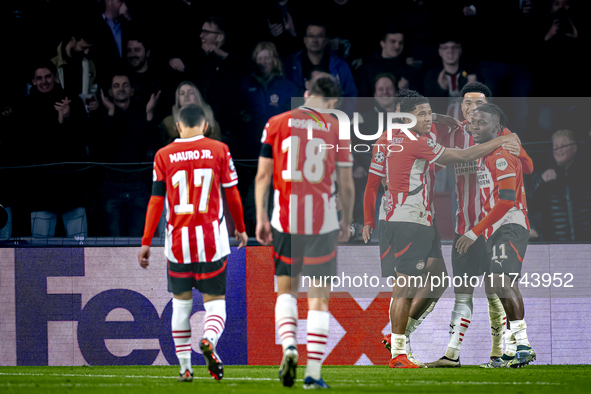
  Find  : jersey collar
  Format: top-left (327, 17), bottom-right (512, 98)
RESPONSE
top-left (174, 135), bottom-right (205, 143)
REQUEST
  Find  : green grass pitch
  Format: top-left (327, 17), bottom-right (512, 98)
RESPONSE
top-left (0, 365), bottom-right (589, 393)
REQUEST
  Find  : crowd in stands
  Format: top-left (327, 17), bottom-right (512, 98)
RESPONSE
top-left (0, 0), bottom-right (590, 242)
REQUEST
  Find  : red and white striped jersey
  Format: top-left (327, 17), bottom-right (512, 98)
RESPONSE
top-left (384, 130), bottom-right (446, 226)
top-left (153, 135), bottom-right (238, 263)
top-left (369, 123), bottom-right (449, 222)
top-left (261, 107), bottom-right (353, 235)
top-left (477, 146), bottom-right (530, 239)
top-left (438, 123), bottom-right (480, 234)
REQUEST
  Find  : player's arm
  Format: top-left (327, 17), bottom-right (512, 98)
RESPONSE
top-left (456, 176), bottom-right (517, 254)
top-left (362, 173), bottom-right (382, 242)
top-left (255, 150), bottom-right (274, 245)
top-left (336, 165), bottom-right (355, 243)
top-left (519, 147), bottom-right (534, 174)
top-left (436, 133), bottom-right (519, 165)
top-left (139, 176), bottom-right (166, 268)
top-left (223, 184), bottom-right (247, 248)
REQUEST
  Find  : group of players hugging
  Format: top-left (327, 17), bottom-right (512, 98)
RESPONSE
top-left (137, 72), bottom-right (535, 388)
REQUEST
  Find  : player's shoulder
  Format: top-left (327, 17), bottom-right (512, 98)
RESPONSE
top-left (498, 127), bottom-right (512, 136)
top-left (487, 146), bottom-right (517, 170)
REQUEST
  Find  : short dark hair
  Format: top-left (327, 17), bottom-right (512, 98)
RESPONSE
top-left (309, 75), bottom-right (341, 99)
top-left (31, 61), bottom-right (57, 80)
top-left (126, 34), bottom-right (150, 52)
top-left (460, 82), bottom-right (492, 99)
top-left (179, 104), bottom-right (206, 128)
top-left (306, 65), bottom-right (330, 82)
top-left (64, 23), bottom-right (95, 45)
top-left (110, 72), bottom-right (131, 87)
top-left (474, 103), bottom-right (507, 129)
top-left (381, 23), bottom-right (405, 42)
top-left (374, 72), bottom-right (397, 92)
top-left (304, 20), bottom-right (329, 37)
top-left (208, 17), bottom-right (229, 41)
top-left (396, 90), bottom-right (429, 112)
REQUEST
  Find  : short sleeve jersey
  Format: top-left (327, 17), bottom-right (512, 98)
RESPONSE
top-left (153, 135), bottom-right (238, 263)
top-left (477, 146), bottom-right (530, 239)
top-left (261, 107), bottom-right (353, 235)
top-left (385, 130), bottom-right (446, 226)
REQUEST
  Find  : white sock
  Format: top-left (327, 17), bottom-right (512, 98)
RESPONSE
top-left (509, 320), bottom-right (529, 347)
top-left (172, 298), bottom-right (193, 373)
top-left (390, 333), bottom-right (406, 358)
top-left (487, 293), bottom-right (506, 358)
top-left (504, 328), bottom-right (517, 357)
top-left (306, 310), bottom-right (329, 380)
top-left (444, 294), bottom-right (473, 360)
top-left (404, 300), bottom-right (436, 353)
top-left (203, 299), bottom-right (226, 346)
top-left (275, 293), bottom-right (298, 351)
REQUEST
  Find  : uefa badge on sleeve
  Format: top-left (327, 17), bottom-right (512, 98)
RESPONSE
top-left (374, 151), bottom-right (385, 163)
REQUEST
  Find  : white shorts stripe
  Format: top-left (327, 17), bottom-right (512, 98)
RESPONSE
top-left (196, 225), bottom-right (206, 262)
top-left (212, 220), bottom-right (221, 261)
top-left (305, 195), bottom-right (313, 235)
top-left (181, 227), bottom-right (191, 264)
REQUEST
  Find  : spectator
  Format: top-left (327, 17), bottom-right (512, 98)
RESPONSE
top-left (284, 21), bottom-right (357, 114)
top-left (355, 25), bottom-right (416, 97)
top-left (160, 81), bottom-right (221, 144)
top-left (125, 34), bottom-right (162, 106)
top-left (20, 63), bottom-right (88, 238)
top-left (92, 0), bottom-right (132, 85)
top-left (168, 17), bottom-right (248, 146)
top-left (263, 0), bottom-right (299, 57)
top-left (51, 25), bottom-right (99, 112)
top-left (529, 129), bottom-right (591, 242)
top-left (423, 37), bottom-right (477, 118)
top-left (239, 41), bottom-right (298, 234)
top-left (89, 72), bottom-right (161, 236)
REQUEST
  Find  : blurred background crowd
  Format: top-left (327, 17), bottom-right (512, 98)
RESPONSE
top-left (0, 0), bottom-right (590, 243)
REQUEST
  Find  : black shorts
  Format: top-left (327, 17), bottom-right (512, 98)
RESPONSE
top-left (167, 257), bottom-right (227, 296)
top-left (379, 220), bottom-right (397, 278)
top-left (427, 220), bottom-right (444, 260)
top-left (452, 233), bottom-right (488, 277)
top-left (486, 224), bottom-right (529, 278)
top-left (382, 221), bottom-right (434, 277)
top-left (272, 228), bottom-right (338, 278)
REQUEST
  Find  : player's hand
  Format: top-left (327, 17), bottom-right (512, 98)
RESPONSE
top-left (455, 235), bottom-right (475, 255)
top-left (256, 220), bottom-right (273, 246)
top-left (541, 169), bottom-right (557, 182)
top-left (101, 89), bottom-right (115, 115)
top-left (169, 58), bottom-right (186, 72)
top-left (362, 225), bottom-right (373, 244)
top-left (138, 245), bottom-right (150, 269)
top-left (235, 230), bottom-right (248, 249)
top-left (503, 140), bottom-right (521, 157)
top-left (502, 133), bottom-right (521, 145)
top-left (338, 220), bottom-right (352, 243)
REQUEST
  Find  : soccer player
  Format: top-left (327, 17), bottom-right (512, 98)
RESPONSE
top-left (363, 90), bottom-right (451, 367)
top-left (255, 75), bottom-right (355, 388)
top-left (138, 104), bottom-right (248, 382)
top-left (425, 83), bottom-right (534, 368)
top-left (456, 103), bottom-right (535, 368)
top-left (380, 95), bottom-right (520, 368)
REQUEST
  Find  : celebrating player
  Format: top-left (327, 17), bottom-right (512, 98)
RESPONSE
top-left (425, 83), bottom-right (533, 368)
top-left (255, 75), bottom-right (355, 388)
top-left (138, 104), bottom-right (248, 382)
top-left (455, 103), bottom-right (535, 368)
top-left (380, 95), bottom-right (520, 368)
top-left (363, 90), bottom-right (450, 367)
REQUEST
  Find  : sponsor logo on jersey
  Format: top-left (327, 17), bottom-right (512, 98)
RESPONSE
top-left (370, 162), bottom-right (383, 171)
top-left (496, 158), bottom-right (508, 171)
